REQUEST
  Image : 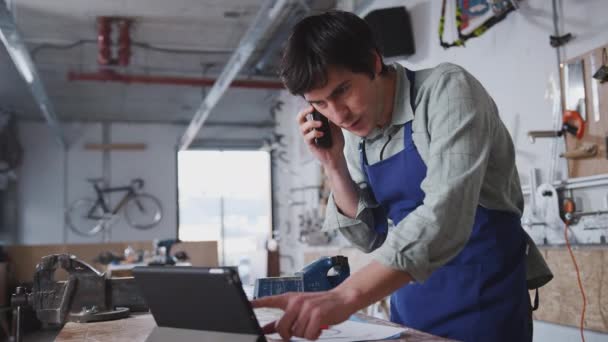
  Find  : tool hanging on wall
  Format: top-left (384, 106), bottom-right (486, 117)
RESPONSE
top-left (439, 0), bottom-right (520, 49)
top-left (549, 33), bottom-right (573, 48)
top-left (559, 143), bottom-right (598, 159)
top-left (527, 110), bottom-right (586, 142)
top-left (592, 48), bottom-right (608, 83)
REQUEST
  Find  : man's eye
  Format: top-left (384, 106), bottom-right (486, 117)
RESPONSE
top-left (335, 85), bottom-right (349, 97)
top-left (314, 103), bottom-right (327, 110)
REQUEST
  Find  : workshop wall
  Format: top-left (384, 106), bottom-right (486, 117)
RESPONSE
top-left (17, 121), bottom-right (181, 244)
top-left (391, 0), bottom-right (608, 246)
top-left (13, 84), bottom-right (277, 245)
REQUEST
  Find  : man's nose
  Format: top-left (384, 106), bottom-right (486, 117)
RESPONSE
top-left (328, 102), bottom-right (349, 124)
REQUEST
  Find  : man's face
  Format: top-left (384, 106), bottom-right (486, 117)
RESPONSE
top-left (303, 65), bottom-right (383, 137)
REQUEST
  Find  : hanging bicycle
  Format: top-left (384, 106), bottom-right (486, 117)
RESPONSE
top-left (66, 178), bottom-right (163, 236)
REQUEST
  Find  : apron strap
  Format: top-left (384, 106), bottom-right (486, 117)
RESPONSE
top-left (531, 288), bottom-right (540, 311)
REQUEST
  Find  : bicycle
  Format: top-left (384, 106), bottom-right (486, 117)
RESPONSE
top-left (66, 178), bottom-right (163, 236)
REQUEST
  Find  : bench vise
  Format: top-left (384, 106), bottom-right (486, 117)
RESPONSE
top-left (11, 254), bottom-right (147, 341)
top-left (254, 255), bottom-right (350, 298)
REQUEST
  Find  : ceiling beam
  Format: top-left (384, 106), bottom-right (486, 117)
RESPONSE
top-left (178, 0), bottom-right (289, 150)
top-left (0, 0), bottom-right (66, 147)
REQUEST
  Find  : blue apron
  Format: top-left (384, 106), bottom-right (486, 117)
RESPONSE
top-left (359, 69), bottom-right (531, 342)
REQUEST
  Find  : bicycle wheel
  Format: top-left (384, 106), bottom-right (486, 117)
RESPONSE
top-left (66, 198), bottom-right (107, 236)
top-left (124, 193), bottom-right (163, 229)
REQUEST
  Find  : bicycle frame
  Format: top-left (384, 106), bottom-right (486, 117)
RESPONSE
top-left (87, 183), bottom-right (137, 219)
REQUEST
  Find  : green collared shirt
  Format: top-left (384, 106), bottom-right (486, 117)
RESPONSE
top-left (323, 63), bottom-right (552, 286)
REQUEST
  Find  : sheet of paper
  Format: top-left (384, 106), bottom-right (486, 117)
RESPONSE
top-left (254, 308), bottom-right (406, 342)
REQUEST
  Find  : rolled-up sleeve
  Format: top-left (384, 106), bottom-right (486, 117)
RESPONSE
top-left (372, 69), bottom-right (496, 282)
top-left (323, 190), bottom-right (387, 253)
top-left (322, 132), bottom-right (387, 253)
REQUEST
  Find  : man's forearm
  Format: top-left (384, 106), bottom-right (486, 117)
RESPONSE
top-left (333, 261), bottom-right (412, 312)
top-left (325, 158), bottom-right (360, 219)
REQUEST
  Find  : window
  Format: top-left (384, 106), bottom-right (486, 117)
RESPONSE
top-left (178, 150), bottom-right (271, 284)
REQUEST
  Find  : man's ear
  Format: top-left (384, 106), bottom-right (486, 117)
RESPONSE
top-left (373, 50), bottom-right (383, 76)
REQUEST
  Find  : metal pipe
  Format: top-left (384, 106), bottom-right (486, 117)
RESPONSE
top-left (254, 1), bottom-right (305, 73)
top-left (522, 174), bottom-right (608, 195)
top-left (529, 168), bottom-right (539, 218)
top-left (14, 306), bottom-right (21, 342)
top-left (102, 122), bottom-right (111, 243)
top-left (572, 210), bottom-right (608, 217)
top-left (549, 0), bottom-right (565, 183)
top-left (67, 70), bottom-right (284, 89)
top-left (220, 196), bottom-right (225, 266)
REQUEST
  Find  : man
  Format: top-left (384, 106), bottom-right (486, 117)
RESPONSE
top-left (252, 10), bottom-right (552, 342)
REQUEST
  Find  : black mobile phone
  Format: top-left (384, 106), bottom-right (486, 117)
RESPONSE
top-left (308, 110), bottom-right (332, 148)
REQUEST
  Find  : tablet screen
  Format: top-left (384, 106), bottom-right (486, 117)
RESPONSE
top-left (133, 266), bottom-right (264, 337)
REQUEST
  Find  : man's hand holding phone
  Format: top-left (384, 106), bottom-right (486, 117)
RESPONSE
top-left (297, 106), bottom-right (345, 169)
top-left (309, 110), bottom-right (332, 148)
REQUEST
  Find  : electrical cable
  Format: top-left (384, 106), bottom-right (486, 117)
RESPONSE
top-left (29, 39), bottom-right (93, 58)
top-left (564, 223), bottom-right (587, 342)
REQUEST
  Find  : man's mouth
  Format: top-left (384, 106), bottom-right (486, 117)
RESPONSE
top-left (344, 118), bottom-right (361, 129)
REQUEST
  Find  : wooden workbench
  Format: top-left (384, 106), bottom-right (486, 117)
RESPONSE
top-left (55, 313), bottom-right (454, 341)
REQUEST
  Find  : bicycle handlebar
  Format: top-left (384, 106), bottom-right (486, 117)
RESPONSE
top-left (131, 178), bottom-right (144, 189)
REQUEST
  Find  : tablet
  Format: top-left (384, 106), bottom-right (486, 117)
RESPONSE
top-left (133, 266), bottom-right (265, 339)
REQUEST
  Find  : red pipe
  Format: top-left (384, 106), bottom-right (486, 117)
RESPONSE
top-left (67, 70), bottom-right (285, 90)
top-left (97, 17), bottom-right (112, 65)
top-left (118, 19), bottom-right (131, 66)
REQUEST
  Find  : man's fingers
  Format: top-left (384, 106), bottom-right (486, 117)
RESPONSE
top-left (251, 295), bottom-right (288, 309)
top-left (304, 129), bottom-right (323, 146)
top-left (300, 119), bottom-right (322, 135)
top-left (261, 321), bottom-right (277, 335)
top-left (291, 303), bottom-right (311, 338)
top-left (304, 310), bottom-right (323, 341)
top-left (296, 106), bottom-right (315, 124)
top-left (275, 298), bottom-right (302, 341)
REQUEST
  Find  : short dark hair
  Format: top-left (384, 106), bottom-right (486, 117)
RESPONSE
top-left (279, 10), bottom-right (387, 96)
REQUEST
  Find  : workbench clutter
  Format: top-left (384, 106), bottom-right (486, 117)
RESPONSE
top-left (95, 239), bottom-right (190, 278)
top-left (9, 247), bottom-right (192, 341)
top-left (5, 240), bottom-right (218, 340)
top-left (10, 254), bottom-right (434, 342)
